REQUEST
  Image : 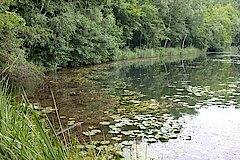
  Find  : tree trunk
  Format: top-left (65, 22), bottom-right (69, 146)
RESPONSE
top-left (181, 34), bottom-right (187, 49)
top-left (164, 39), bottom-right (168, 48)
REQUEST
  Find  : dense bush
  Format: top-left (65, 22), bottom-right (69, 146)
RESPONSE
top-left (13, 1), bottom-right (122, 69)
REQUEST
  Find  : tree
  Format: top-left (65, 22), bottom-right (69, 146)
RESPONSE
top-left (197, 2), bottom-right (239, 51)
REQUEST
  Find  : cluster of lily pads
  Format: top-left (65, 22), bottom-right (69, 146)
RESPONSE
top-left (165, 80), bottom-right (240, 109)
top-left (106, 113), bottom-right (182, 144)
top-left (98, 81), bottom-right (185, 145)
top-left (75, 141), bottom-right (124, 159)
top-left (75, 68), bottom-right (240, 149)
top-left (98, 77), bottom-right (240, 146)
top-left (25, 103), bottom-right (56, 114)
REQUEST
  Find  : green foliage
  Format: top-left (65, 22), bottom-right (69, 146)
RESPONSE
top-left (12, 1), bottom-right (122, 69)
top-left (114, 47), bottom-right (201, 60)
top-left (197, 3), bottom-right (239, 51)
top-left (0, 84), bottom-right (66, 159)
top-left (0, 0), bottom-right (239, 70)
top-left (69, 8), bottom-right (122, 66)
top-left (113, 0), bottom-right (165, 49)
top-left (0, 0), bottom-right (46, 94)
top-left (0, 4), bottom-right (26, 56)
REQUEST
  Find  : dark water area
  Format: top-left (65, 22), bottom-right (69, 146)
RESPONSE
top-left (32, 53), bottom-right (240, 159)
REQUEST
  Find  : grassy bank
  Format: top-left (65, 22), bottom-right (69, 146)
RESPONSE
top-left (0, 82), bottom-right (122, 160)
top-left (0, 83), bottom-right (70, 159)
top-left (0, 53), bottom-right (45, 95)
top-left (115, 47), bottom-right (203, 60)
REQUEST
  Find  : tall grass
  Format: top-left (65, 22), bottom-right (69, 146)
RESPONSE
top-left (0, 81), bottom-right (119, 160)
top-left (115, 47), bottom-right (204, 60)
top-left (0, 82), bottom-right (67, 159)
top-left (115, 48), bottom-right (157, 60)
top-left (224, 46), bottom-right (239, 53)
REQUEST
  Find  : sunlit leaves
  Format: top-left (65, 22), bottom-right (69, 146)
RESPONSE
top-left (197, 2), bottom-right (239, 51)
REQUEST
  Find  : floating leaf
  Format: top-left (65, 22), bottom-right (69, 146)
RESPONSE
top-left (85, 145), bottom-right (96, 149)
top-left (121, 131), bottom-right (132, 136)
top-left (82, 129), bottom-right (101, 136)
top-left (130, 100), bottom-right (141, 104)
top-left (169, 134), bottom-right (178, 139)
top-left (76, 145), bottom-right (85, 149)
top-left (112, 137), bottom-right (122, 141)
top-left (60, 115), bottom-right (66, 119)
top-left (109, 130), bottom-right (120, 134)
top-left (159, 136), bottom-right (169, 142)
top-left (100, 141), bottom-right (110, 145)
top-left (99, 121), bottom-right (110, 125)
top-left (121, 141), bottom-right (134, 146)
top-left (146, 138), bottom-right (157, 143)
top-left (68, 120), bottom-right (75, 126)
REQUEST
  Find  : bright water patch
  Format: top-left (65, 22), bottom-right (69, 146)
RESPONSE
top-left (123, 106), bottom-right (240, 160)
top-left (99, 54), bottom-right (240, 159)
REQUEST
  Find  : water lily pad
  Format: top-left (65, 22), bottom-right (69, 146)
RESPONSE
top-left (169, 134), bottom-right (178, 139)
top-left (41, 108), bottom-right (53, 114)
top-left (103, 111), bottom-right (110, 114)
top-left (82, 129), bottom-right (101, 136)
top-left (228, 84), bottom-right (237, 88)
top-left (121, 141), bottom-right (134, 146)
top-left (115, 123), bottom-right (125, 127)
top-left (176, 88), bottom-right (184, 92)
top-left (168, 85), bottom-right (176, 88)
top-left (109, 125), bottom-right (116, 129)
top-left (139, 125), bottom-right (147, 130)
top-left (76, 145), bottom-right (85, 149)
top-left (85, 145), bottom-right (96, 149)
top-left (60, 115), bottom-right (67, 119)
top-left (90, 141), bottom-right (100, 145)
top-left (159, 136), bottom-right (169, 142)
top-left (109, 130), bottom-right (120, 134)
top-left (112, 137), bottom-right (122, 141)
top-left (99, 121), bottom-right (110, 125)
top-left (146, 138), bottom-right (157, 143)
top-left (130, 100), bottom-right (141, 104)
top-left (173, 129), bottom-right (181, 133)
top-left (121, 131), bottom-right (132, 136)
top-left (100, 141), bottom-right (110, 145)
top-left (182, 135), bottom-right (191, 140)
top-left (68, 120), bottom-right (75, 126)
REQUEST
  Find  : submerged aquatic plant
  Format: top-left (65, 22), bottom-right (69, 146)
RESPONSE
top-left (0, 82), bottom-right (123, 160)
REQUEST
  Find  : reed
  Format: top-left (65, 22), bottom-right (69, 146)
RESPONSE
top-left (0, 81), bottom-right (118, 160)
top-left (115, 47), bottom-right (203, 60)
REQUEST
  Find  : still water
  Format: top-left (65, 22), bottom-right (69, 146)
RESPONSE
top-left (35, 53), bottom-right (240, 159)
top-left (125, 106), bottom-right (240, 160)
top-left (98, 54), bottom-right (240, 159)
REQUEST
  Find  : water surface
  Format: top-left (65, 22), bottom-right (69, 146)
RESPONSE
top-left (99, 54), bottom-right (240, 159)
top-left (33, 53), bottom-right (240, 159)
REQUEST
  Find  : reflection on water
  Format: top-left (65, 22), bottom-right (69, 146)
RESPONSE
top-left (100, 54), bottom-right (240, 159)
top-left (124, 106), bottom-right (240, 160)
top-left (34, 53), bottom-right (240, 159)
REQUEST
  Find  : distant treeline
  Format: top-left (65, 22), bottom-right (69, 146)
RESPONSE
top-left (0, 0), bottom-right (239, 69)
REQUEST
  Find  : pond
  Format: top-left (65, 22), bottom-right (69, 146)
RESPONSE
top-left (32, 53), bottom-right (240, 159)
